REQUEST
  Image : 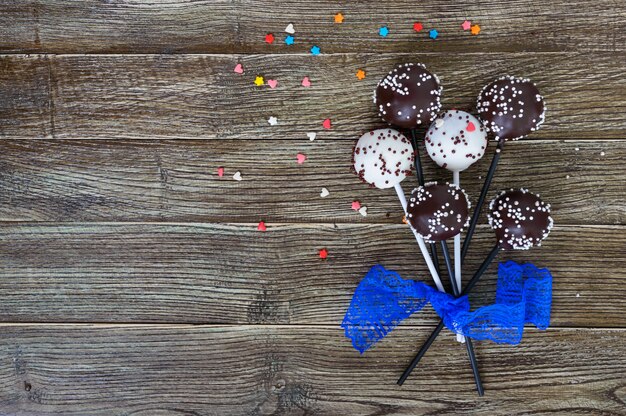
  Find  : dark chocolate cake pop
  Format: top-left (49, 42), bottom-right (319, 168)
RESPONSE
top-left (407, 182), bottom-right (470, 243)
top-left (488, 188), bottom-right (553, 250)
top-left (477, 76), bottom-right (545, 141)
top-left (375, 63), bottom-right (443, 129)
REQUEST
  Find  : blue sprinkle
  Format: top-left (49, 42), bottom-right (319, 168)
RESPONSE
top-left (285, 35), bottom-right (294, 46)
top-left (379, 26), bottom-right (389, 37)
top-left (429, 29), bottom-right (439, 39)
top-left (310, 45), bottom-right (321, 56)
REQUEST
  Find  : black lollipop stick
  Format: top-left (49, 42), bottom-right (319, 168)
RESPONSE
top-left (398, 243), bottom-right (501, 386)
top-left (410, 128), bottom-right (442, 280)
top-left (461, 139), bottom-right (505, 262)
top-left (440, 240), bottom-right (484, 396)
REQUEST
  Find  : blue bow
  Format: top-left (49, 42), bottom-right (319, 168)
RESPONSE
top-left (341, 261), bottom-right (552, 354)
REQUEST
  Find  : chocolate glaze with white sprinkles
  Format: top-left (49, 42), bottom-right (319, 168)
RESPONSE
top-left (477, 76), bottom-right (546, 141)
top-left (352, 128), bottom-right (415, 189)
top-left (407, 182), bottom-right (470, 243)
top-left (488, 188), bottom-right (553, 250)
top-left (375, 63), bottom-right (443, 129)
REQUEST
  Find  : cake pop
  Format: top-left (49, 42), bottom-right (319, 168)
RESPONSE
top-left (352, 128), bottom-right (414, 190)
top-left (374, 63), bottom-right (443, 129)
top-left (399, 189), bottom-right (553, 385)
top-left (488, 188), bottom-right (553, 250)
top-left (405, 182), bottom-right (483, 395)
top-left (425, 110), bottom-right (488, 299)
top-left (407, 183), bottom-right (470, 243)
top-left (425, 110), bottom-right (488, 172)
top-left (352, 129), bottom-right (445, 292)
top-left (462, 76), bottom-right (546, 261)
top-left (477, 76), bottom-right (545, 142)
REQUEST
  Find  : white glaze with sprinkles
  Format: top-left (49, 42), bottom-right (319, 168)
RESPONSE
top-left (425, 110), bottom-right (488, 172)
top-left (352, 128), bottom-right (414, 189)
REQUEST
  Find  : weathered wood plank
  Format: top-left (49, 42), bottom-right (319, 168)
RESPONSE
top-left (0, 0), bottom-right (624, 54)
top-left (0, 324), bottom-right (623, 415)
top-left (0, 140), bottom-right (622, 224)
top-left (0, 223), bottom-right (623, 327)
top-left (0, 54), bottom-right (624, 140)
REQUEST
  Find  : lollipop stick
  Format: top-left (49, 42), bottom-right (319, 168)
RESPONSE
top-left (398, 243), bottom-right (501, 386)
top-left (394, 183), bottom-right (445, 292)
top-left (461, 140), bottom-right (505, 262)
top-left (410, 129), bottom-right (442, 280)
top-left (452, 171), bottom-right (462, 294)
top-left (440, 240), bottom-right (484, 396)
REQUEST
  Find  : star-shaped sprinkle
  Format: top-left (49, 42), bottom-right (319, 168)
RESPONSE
top-left (334, 13), bottom-right (344, 23)
top-left (379, 26), bottom-right (389, 37)
top-left (257, 221), bottom-right (267, 232)
top-left (268, 116), bottom-right (278, 126)
top-left (413, 22), bottom-right (423, 32)
top-left (470, 24), bottom-right (481, 35)
top-left (254, 76), bottom-right (264, 86)
top-left (319, 248), bottom-right (328, 259)
top-left (356, 69), bottom-right (366, 80)
top-left (429, 29), bottom-right (439, 39)
top-left (296, 153), bottom-right (307, 164)
top-left (310, 45), bottom-right (321, 55)
top-left (462, 20), bottom-right (471, 31)
top-left (351, 201), bottom-right (361, 211)
top-left (285, 35), bottom-right (294, 45)
top-left (265, 33), bottom-right (275, 44)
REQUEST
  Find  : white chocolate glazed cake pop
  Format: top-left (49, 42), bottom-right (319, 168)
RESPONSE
top-left (425, 110), bottom-right (488, 172)
top-left (353, 128), bottom-right (415, 189)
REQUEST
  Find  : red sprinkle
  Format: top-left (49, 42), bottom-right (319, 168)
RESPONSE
top-left (319, 248), bottom-right (328, 259)
top-left (257, 221), bottom-right (267, 232)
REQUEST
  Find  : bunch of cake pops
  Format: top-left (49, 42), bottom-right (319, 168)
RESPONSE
top-left (352, 63), bottom-right (553, 395)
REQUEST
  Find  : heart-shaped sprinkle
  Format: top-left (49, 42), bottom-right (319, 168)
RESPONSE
top-left (307, 132), bottom-right (317, 141)
top-left (267, 79), bottom-right (278, 89)
top-left (301, 76), bottom-right (311, 87)
top-left (466, 121), bottom-right (476, 132)
top-left (322, 118), bottom-right (332, 129)
top-left (233, 171), bottom-right (242, 181)
top-left (358, 206), bottom-right (368, 217)
top-left (285, 23), bottom-right (295, 34)
top-left (296, 153), bottom-right (307, 164)
top-left (217, 167), bottom-right (224, 177)
top-left (435, 118), bottom-right (444, 127)
top-left (257, 221), bottom-right (267, 231)
top-left (234, 63), bottom-right (244, 74)
top-left (320, 187), bottom-right (330, 197)
top-left (351, 200), bottom-right (361, 211)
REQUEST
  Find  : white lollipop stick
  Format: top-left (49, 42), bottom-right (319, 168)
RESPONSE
top-left (452, 171), bottom-right (466, 343)
top-left (394, 183), bottom-right (445, 292)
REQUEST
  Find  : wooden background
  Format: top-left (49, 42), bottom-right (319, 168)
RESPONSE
top-left (0, 1), bottom-right (625, 414)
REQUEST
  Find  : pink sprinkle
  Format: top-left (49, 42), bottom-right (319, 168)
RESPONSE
top-left (296, 153), bottom-right (307, 164)
top-left (351, 201), bottom-right (361, 211)
top-left (217, 167), bottom-right (224, 177)
top-left (301, 76), bottom-right (312, 87)
top-left (267, 79), bottom-right (278, 89)
top-left (322, 118), bottom-right (332, 129)
top-left (462, 20), bottom-right (471, 31)
top-left (257, 221), bottom-right (267, 232)
top-left (466, 121), bottom-right (476, 132)
top-left (234, 63), bottom-right (244, 74)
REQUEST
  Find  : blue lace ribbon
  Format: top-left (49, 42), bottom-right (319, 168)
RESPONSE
top-left (342, 261), bottom-right (552, 354)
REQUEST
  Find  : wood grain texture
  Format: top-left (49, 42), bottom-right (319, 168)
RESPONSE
top-left (0, 53), bottom-right (624, 140)
top-left (0, 223), bottom-right (623, 327)
top-left (0, 324), bottom-right (624, 415)
top-left (0, 140), bottom-right (623, 224)
top-left (0, 0), bottom-right (624, 54)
